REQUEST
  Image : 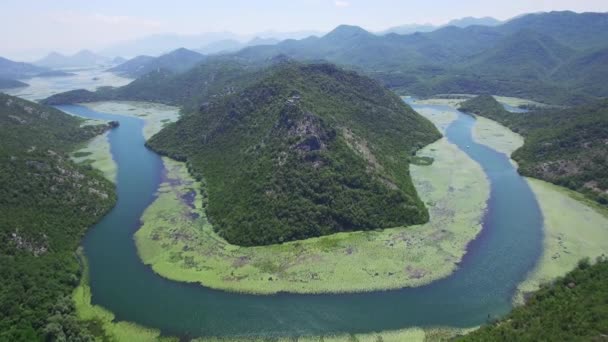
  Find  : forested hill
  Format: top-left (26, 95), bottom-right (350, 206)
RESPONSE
top-left (147, 62), bottom-right (441, 246)
top-left (233, 11), bottom-right (608, 105)
top-left (459, 95), bottom-right (608, 205)
top-left (106, 48), bottom-right (205, 78)
top-left (0, 93), bottom-right (116, 340)
top-left (42, 58), bottom-right (264, 110)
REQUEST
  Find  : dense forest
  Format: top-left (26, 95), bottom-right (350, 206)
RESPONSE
top-left (0, 93), bottom-right (116, 341)
top-left (461, 257), bottom-right (608, 341)
top-left (146, 62), bottom-right (440, 246)
top-left (459, 95), bottom-right (608, 205)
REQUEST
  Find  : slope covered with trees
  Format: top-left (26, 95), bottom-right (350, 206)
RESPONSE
top-left (0, 93), bottom-right (116, 340)
top-left (459, 95), bottom-right (608, 205)
top-left (147, 62), bottom-right (440, 246)
top-left (107, 48), bottom-right (205, 78)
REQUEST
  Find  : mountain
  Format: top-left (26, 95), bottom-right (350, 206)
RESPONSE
top-left (229, 11), bottom-right (608, 105)
top-left (107, 48), bottom-right (205, 78)
top-left (0, 78), bottom-right (28, 89)
top-left (197, 39), bottom-right (244, 54)
top-left (100, 31), bottom-right (320, 57)
top-left (237, 25), bottom-right (454, 70)
top-left (100, 32), bottom-right (244, 57)
top-left (46, 58), bottom-right (264, 108)
top-left (0, 56), bottom-right (49, 80)
top-left (379, 23), bottom-right (436, 35)
top-left (446, 16), bottom-right (502, 27)
top-left (380, 16), bottom-right (501, 35)
top-left (145, 62), bottom-right (440, 246)
top-left (551, 46), bottom-right (608, 97)
top-left (498, 11), bottom-right (608, 50)
top-left (0, 93), bottom-right (116, 340)
top-left (106, 55), bottom-right (155, 77)
top-left (111, 56), bottom-right (127, 64)
top-left (197, 37), bottom-right (280, 55)
top-left (35, 50), bottom-right (112, 68)
top-left (462, 30), bottom-right (575, 79)
top-left (459, 95), bottom-right (608, 205)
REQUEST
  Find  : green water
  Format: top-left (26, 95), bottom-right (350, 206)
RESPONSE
top-left (56, 101), bottom-right (543, 338)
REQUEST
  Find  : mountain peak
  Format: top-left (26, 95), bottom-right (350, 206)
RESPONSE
top-left (325, 25), bottom-right (372, 40)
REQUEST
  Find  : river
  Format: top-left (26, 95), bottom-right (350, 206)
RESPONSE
top-left (54, 100), bottom-right (543, 339)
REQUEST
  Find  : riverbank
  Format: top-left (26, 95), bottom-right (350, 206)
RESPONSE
top-left (69, 101), bottom-right (180, 184)
top-left (134, 105), bottom-right (490, 294)
top-left (72, 249), bottom-right (178, 342)
top-left (82, 101), bottom-right (180, 140)
top-left (466, 103), bottom-right (608, 305)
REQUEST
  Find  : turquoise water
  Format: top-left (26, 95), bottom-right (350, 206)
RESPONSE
top-left (56, 101), bottom-right (543, 338)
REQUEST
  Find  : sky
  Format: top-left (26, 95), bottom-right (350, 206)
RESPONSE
top-left (1, 0), bottom-right (607, 60)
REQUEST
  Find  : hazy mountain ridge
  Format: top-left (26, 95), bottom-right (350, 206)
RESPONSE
top-left (107, 48), bottom-right (205, 78)
top-left (35, 50), bottom-right (112, 68)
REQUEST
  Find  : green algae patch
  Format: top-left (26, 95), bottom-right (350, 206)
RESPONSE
top-left (134, 105), bottom-right (490, 294)
top-left (72, 249), bottom-right (177, 342)
top-left (492, 96), bottom-right (546, 109)
top-left (191, 326), bottom-right (475, 342)
top-left (514, 178), bottom-right (608, 305)
top-left (471, 115), bottom-right (524, 167)
top-left (72, 132), bottom-right (117, 182)
top-left (82, 101), bottom-right (180, 140)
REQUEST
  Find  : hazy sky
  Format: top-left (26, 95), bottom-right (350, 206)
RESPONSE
top-left (1, 0), bottom-right (607, 60)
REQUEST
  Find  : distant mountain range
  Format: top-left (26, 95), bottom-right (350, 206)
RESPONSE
top-left (0, 56), bottom-right (75, 88)
top-left (379, 16), bottom-right (502, 35)
top-left (99, 30), bottom-right (321, 57)
top-left (107, 48), bottom-right (205, 78)
top-left (35, 50), bottom-right (112, 68)
top-left (197, 37), bottom-right (281, 55)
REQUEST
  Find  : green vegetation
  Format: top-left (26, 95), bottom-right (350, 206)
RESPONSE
top-left (0, 93), bottom-right (116, 340)
top-left (468, 112), bottom-right (608, 306)
top-left (409, 156), bottom-right (434, 166)
top-left (460, 95), bottom-right (608, 205)
top-left (233, 11), bottom-right (608, 106)
top-left (190, 326), bottom-right (474, 342)
top-left (137, 133), bottom-right (488, 293)
top-left (460, 257), bottom-right (608, 341)
top-left (107, 48), bottom-right (205, 78)
top-left (45, 12), bottom-right (608, 108)
top-left (135, 106), bottom-right (488, 293)
top-left (71, 133), bottom-right (117, 183)
top-left (71, 249), bottom-right (177, 342)
top-left (82, 101), bottom-right (181, 140)
top-left (145, 62), bottom-right (440, 246)
top-left (516, 179), bottom-right (608, 305)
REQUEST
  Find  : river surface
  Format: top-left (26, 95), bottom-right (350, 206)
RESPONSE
top-left (55, 100), bottom-right (543, 339)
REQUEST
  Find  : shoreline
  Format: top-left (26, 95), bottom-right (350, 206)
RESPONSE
top-left (447, 99), bottom-right (608, 306)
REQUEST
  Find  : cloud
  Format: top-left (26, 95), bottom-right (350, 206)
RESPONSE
top-left (334, 0), bottom-right (350, 8)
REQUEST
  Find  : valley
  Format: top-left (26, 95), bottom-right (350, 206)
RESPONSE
top-left (1, 6), bottom-right (608, 342)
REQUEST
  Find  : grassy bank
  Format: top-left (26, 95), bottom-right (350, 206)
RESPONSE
top-left (191, 326), bottom-right (475, 342)
top-left (134, 106), bottom-right (489, 294)
top-left (72, 132), bottom-right (116, 182)
top-left (72, 249), bottom-right (177, 342)
top-left (469, 109), bottom-right (608, 305)
top-left (82, 101), bottom-right (180, 140)
top-left (69, 101), bottom-right (180, 184)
